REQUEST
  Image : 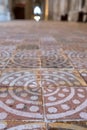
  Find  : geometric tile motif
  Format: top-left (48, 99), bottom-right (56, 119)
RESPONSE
top-left (41, 50), bottom-right (73, 68)
top-left (17, 44), bottom-right (39, 50)
top-left (41, 69), bottom-right (87, 87)
top-left (0, 46), bottom-right (16, 69)
top-left (0, 69), bottom-right (43, 120)
top-left (48, 122), bottom-right (87, 130)
top-left (0, 121), bottom-right (46, 130)
top-left (79, 69), bottom-right (87, 83)
top-left (6, 50), bottom-right (40, 68)
top-left (6, 59), bottom-right (40, 68)
top-left (44, 87), bottom-right (87, 121)
top-left (65, 51), bottom-right (87, 69)
top-left (0, 69), bottom-right (39, 87)
top-left (0, 85), bottom-right (43, 120)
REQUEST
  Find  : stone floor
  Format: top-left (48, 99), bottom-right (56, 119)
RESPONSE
top-left (0, 21), bottom-right (87, 129)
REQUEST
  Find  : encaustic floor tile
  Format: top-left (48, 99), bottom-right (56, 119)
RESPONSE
top-left (0, 121), bottom-right (46, 130)
top-left (5, 58), bottom-right (40, 68)
top-left (41, 53), bottom-right (73, 68)
top-left (40, 69), bottom-right (87, 87)
top-left (0, 45), bottom-right (16, 69)
top-left (65, 50), bottom-right (87, 69)
top-left (43, 86), bottom-right (87, 121)
top-left (0, 68), bottom-right (41, 87)
top-left (0, 83), bottom-right (43, 121)
top-left (48, 122), bottom-right (87, 130)
top-left (0, 69), bottom-right (43, 121)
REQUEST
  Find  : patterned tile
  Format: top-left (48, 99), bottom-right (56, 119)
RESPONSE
top-left (41, 50), bottom-right (73, 69)
top-left (79, 69), bottom-right (87, 83)
top-left (5, 50), bottom-right (40, 68)
top-left (0, 46), bottom-right (16, 69)
top-left (0, 121), bottom-right (46, 130)
top-left (41, 69), bottom-right (87, 87)
top-left (44, 86), bottom-right (87, 121)
top-left (65, 51), bottom-right (87, 69)
top-left (0, 69), bottom-right (43, 121)
top-left (17, 43), bottom-right (40, 50)
top-left (48, 122), bottom-right (87, 130)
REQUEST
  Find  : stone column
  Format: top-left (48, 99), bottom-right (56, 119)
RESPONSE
top-left (68, 0), bottom-right (82, 21)
top-left (25, 0), bottom-right (33, 19)
top-left (45, 0), bottom-right (49, 20)
top-left (82, 0), bottom-right (87, 22)
top-left (0, 0), bottom-right (11, 21)
top-left (48, 0), bottom-right (53, 19)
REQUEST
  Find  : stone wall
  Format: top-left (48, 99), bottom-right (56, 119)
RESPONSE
top-left (48, 0), bottom-right (87, 22)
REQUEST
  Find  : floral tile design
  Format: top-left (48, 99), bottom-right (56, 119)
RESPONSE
top-left (44, 86), bottom-right (87, 121)
top-left (48, 122), bottom-right (87, 130)
top-left (0, 121), bottom-right (46, 130)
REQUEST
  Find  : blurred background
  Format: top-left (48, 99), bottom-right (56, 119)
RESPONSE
top-left (0, 0), bottom-right (87, 22)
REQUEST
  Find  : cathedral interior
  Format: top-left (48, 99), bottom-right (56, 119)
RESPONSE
top-left (0, 0), bottom-right (87, 129)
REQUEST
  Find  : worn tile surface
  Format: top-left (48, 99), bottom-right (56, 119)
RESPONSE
top-left (0, 21), bottom-right (87, 129)
top-left (48, 122), bottom-right (87, 130)
top-left (44, 86), bottom-right (87, 121)
top-left (0, 121), bottom-right (46, 130)
top-left (79, 69), bottom-right (87, 83)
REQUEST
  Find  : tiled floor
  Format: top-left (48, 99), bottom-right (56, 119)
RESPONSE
top-left (0, 21), bottom-right (87, 129)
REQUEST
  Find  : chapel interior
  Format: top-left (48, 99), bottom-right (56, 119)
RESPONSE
top-left (0, 0), bottom-right (87, 130)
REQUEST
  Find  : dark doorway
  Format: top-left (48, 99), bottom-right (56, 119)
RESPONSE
top-left (13, 4), bottom-right (25, 19)
top-left (61, 14), bottom-right (68, 21)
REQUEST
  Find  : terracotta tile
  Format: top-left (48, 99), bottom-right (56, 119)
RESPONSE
top-left (65, 51), bottom-right (87, 69)
top-left (0, 84), bottom-right (43, 120)
top-left (43, 86), bottom-right (87, 121)
top-left (48, 122), bottom-right (87, 130)
top-left (0, 121), bottom-right (46, 129)
top-left (5, 49), bottom-right (41, 68)
top-left (41, 50), bottom-right (73, 69)
top-left (0, 69), bottom-right (43, 121)
top-left (41, 69), bottom-right (87, 87)
top-left (6, 58), bottom-right (40, 68)
top-left (0, 45), bottom-right (16, 69)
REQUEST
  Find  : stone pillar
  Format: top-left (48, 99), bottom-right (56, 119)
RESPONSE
top-left (45, 0), bottom-right (49, 20)
top-left (82, 0), bottom-right (87, 22)
top-left (48, 0), bottom-right (53, 19)
top-left (25, 0), bottom-right (33, 19)
top-left (68, 0), bottom-right (82, 21)
top-left (0, 0), bottom-right (11, 21)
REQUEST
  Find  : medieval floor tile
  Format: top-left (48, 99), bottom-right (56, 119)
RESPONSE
top-left (40, 69), bottom-right (87, 87)
top-left (0, 84), bottom-right (43, 121)
top-left (41, 50), bottom-right (73, 69)
top-left (0, 121), bottom-right (46, 130)
top-left (0, 69), bottom-right (43, 121)
top-left (5, 58), bottom-right (40, 68)
top-left (48, 122), bottom-right (87, 130)
top-left (65, 51), bottom-right (87, 69)
top-left (0, 45), bottom-right (16, 69)
top-left (43, 86), bottom-right (87, 121)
